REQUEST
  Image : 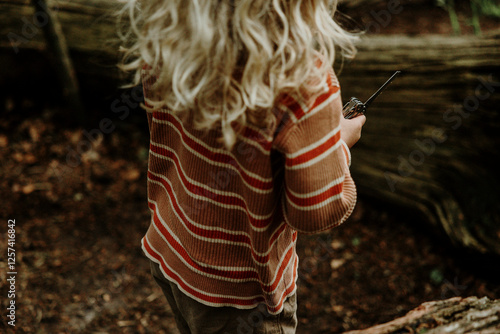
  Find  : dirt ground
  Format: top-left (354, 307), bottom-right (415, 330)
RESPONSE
top-left (1, 1), bottom-right (499, 333)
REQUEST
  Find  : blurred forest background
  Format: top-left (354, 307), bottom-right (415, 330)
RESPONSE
top-left (1, 0), bottom-right (499, 333)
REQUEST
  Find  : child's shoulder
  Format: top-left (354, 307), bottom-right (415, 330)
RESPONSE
top-left (276, 65), bottom-right (340, 124)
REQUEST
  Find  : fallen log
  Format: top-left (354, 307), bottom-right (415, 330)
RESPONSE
top-left (344, 296), bottom-right (500, 334)
top-left (1, 1), bottom-right (499, 255)
top-left (336, 32), bottom-right (500, 256)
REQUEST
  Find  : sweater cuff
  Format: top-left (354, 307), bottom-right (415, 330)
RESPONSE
top-left (340, 140), bottom-right (352, 168)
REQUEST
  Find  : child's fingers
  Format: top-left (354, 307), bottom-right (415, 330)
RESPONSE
top-left (340, 114), bottom-right (366, 148)
top-left (354, 114), bottom-right (366, 126)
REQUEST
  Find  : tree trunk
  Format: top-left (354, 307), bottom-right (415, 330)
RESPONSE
top-left (0, 0), bottom-right (119, 57)
top-left (0, 0), bottom-right (125, 109)
top-left (1, 1), bottom-right (500, 255)
top-left (344, 296), bottom-right (500, 334)
top-left (336, 32), bottom-right (500, 256)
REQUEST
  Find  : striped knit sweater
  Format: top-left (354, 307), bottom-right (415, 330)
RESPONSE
top-left (141, 67), bottom-right (357, 315)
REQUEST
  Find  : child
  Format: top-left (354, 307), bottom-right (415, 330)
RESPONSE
top-left (119, 0), bottom-right (365, 332)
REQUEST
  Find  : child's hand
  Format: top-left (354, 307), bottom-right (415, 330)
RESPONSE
top-left (340, 115), bottom-right (366, 148)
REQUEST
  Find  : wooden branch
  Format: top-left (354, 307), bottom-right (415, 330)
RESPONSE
top-left (344, 296), bottom-right (500, 334)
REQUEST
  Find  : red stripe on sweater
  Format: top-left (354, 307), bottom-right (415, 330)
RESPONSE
top-left (147, 192), bottom-right (249, 244)
top-left (148, 202), bottom-right (259, 280)
top-left (268, 222), bottom-right (287, 247)
top-left (147, 203), bottom-right (297, 292)
top-left (143, 238), bottom-right (265, 306)
top-left (279, 75), bottom-right (339, 122)
top-left (152, 112), bottom-right (273, 191)
top-left (259, 233), bottom-right (296, 293)
top-left (312, 84), bottom-right (339, 111)
top-left (280, 94), bottom-right (305, 120)
top-left (147, 164), bottom-right (272, 229)
top-left (146, 197), bottom-right (286, 265)
top-left (267, 255), bottom-right (298, 313)
top-left (286, 130), bottom-right (341, 168)
top-left (240, 126), bottom-right (273, 152)
top-left (285, 182), bottom-right (343, 207)
top-left (148, 157), bottom-right (247, 209)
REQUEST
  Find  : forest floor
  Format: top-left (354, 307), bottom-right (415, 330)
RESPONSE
top-left (1, 1), bottom-right (500, 333)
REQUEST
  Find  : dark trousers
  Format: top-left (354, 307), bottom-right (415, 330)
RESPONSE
top-left (150, 260), bottom-right (298, 334)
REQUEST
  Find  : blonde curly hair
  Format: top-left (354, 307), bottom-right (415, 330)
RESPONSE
top-left (118, 0), bottom-right (357, 148)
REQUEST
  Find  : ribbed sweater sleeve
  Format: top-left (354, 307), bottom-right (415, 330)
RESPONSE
top-left (274, 69), bottom-right (357, 234)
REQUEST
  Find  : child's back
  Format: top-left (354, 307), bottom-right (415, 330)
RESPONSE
top-left (119, 0), bottom-right (365, 332)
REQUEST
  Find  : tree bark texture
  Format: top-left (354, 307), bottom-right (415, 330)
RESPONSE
top-left (336, 32), bottom-right (500, 256)
top-left (344, 296), bottom-right (500, 334)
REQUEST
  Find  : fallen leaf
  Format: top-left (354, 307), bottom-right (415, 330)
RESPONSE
top-left (29, 125), bottom-right (41, 142)
top-left (12, 152), bottom-right (24, 162)
top-left (146, 292), bottom-right (161, 302)
top-left (22, 184), bottom-right (36, 194)
top-left (122, 168), bottom-right (140, 181)
top-left (82, 150), bottom-right (100, 163)
top-left (330, 258), bottom-right (346, 270)
top-left (0, 135), bottom-right (8, 147)
top-left (331, 240), bottom-right (345, 250)
top-left (118, 320), bottom-right (135, 327)
top-left (332, 305), bottom-right (344, 313)
top-left (34, 254), bottom-right (46, 268)
top-left (21, 141), bottom-right (33, 151)
top-left (24, 153), bottom-right (37, 164)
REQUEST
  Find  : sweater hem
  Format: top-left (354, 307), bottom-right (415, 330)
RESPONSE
top-left (142, 237), bottom-right (297, 315)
